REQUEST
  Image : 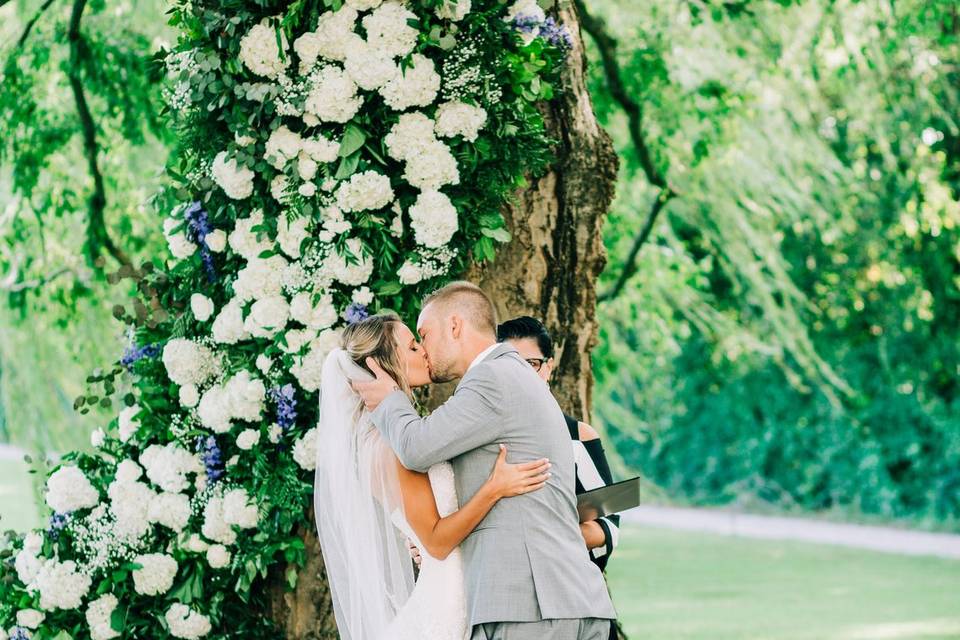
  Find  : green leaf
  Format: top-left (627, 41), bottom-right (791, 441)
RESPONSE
top-left (339, 124), bottom-right (367, 158)
top-left (334, 152), bottom-right (361, 180)
top-left (482, 226), bottom-right (512, 243)
top-left (376, 281), bottom-right (403, 296)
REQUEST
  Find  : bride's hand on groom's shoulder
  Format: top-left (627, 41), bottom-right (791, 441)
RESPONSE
top-left (351, 357), bottom-right (400, 412)
top-left (485, 444), bottom-right (552, 500)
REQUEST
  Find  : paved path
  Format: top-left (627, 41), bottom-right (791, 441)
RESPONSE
top-left (622, 505), bottom-right (960, 559)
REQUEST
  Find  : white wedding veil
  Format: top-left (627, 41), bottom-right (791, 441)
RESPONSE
top-left (314, 348), bottom-right (415, 640)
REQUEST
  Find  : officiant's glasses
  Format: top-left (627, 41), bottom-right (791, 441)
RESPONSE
top-left (525, 358), bottom-right (546, 372)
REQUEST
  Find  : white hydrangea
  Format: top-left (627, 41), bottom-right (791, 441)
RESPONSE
top-left (320, 204), bottom-right (353, 236)
top-left (290, 328), bottom-right (342, 392)
top-left (335, 170), bottom-right (394, 212)
top-left (204, 229), bottom-right (227, 253)
top-left (132, 553), bottom-right (178, 596)
top-left (233, 254), bottom-right (289, 301)
top-left (353, 286), bottom-right (374, 305)
top-left (165, 604), bottom-right (212, 640)
top-left (181, 534), bottom-right (209, 553)
top-left (141, 443), bottom-right (202, 493)
top-left (15, 532), bottom-right (44, 586)
top-left (34, 559), bottom-right (92, 611)
top-left (279, 328), bottom-right (319, 355)
top-left (436, 0), bottom-right (471, 20)
top-left (289, 292), bottom-right (338, 329)
top-left (384, 112), bottom-right (437, 161)
top-left (201, 493), bottom-right (235, 545)
top-left (277, 215), bottom-right (311, 259)
top-left (16, 610), bottom-right (44, 630)
top-left (211, 152), bottom-right (254, 200)
top-left (255, 353), bottom-right (273, 375)
top-left (238, 20), bottom-right (289, 78)
top-left (162, 339), bottom-right (220, 386)
top-left (292, 428), bottom-right (318, 471)
top-left (409, 190), bottom-right (458, 248)
top-left (294, 6), bottom-right (360, 68)
top-left (118, 404), bottom-right (141, 443)
top-left (434, 101), bottom-right (487, 141)
top-left (362, 2), bottom-right (418, 59)
top-left (505, 0), bottom-right (546, 24)
top-left (148, 492), bottom-right (192, 533)
top-left (115, 459), bottom-right (144, 484)
top-left (244, 295), bottom-right (290, 338)
top-left (90, 427), bottom-right (106, 448)
top-left (108, 475), bottom-right (155, 541)
top-left (344, 41), bottom-right (398, 90)
top-left (228, 210), bottom-right (274, 260)
top-left (206, 545), bottom-right (231, 569)
top-left (197, 371), bottom-right (266, 433)
top-left (236, 429), bottom-right (260, 451)
top-left (211, 298), bottom-right (250, 345)
top-left (163, 218), bottom-right (197, 260)
top-left (222, 488), bottom-right (260, 529)
top-left (86, 594), bottom-right (120, 640)
top-left (190, 293), bottom-right (214, 322)
top-left (301, 136), bottom-right (340, 163)
top-left (305, 66), bottom-right (362, 124)
top-left (397, 259), bottom-right (425, 284)
top-left (264, 125), bottom-right (303, 169)
top-left (267, 423), bottom-right (284, 443)
top-left (46, 466), bottom-right (99, 513)
top-left (179, 383), bottom-right (200, 408)
top-left (403, 140), bottom-right (460, 190)
top-left (325, 238), bottom-right (375, 286)
top-left (380, 54), bottom-right (440, 111)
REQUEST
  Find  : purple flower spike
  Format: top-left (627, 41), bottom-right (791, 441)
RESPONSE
top-left (182, 201), bottom-right (218, 283)
top-left (121, 342), bottom-right (161, 370)
top-left (268, 384), bottom-right (298, 431)
top-left (541, 17), bottom-right (573, 51)
top-left (195, 435), bottom-right (225, 483)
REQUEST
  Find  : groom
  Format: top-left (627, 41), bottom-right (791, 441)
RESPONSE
top-left (354, 281), bottom-right (617, 640)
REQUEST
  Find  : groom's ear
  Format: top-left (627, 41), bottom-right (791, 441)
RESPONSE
top-left (449, 314), bottom-right (464, 339)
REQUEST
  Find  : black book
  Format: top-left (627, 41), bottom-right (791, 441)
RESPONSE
top-left (577, 476), bottom-right (641, 523)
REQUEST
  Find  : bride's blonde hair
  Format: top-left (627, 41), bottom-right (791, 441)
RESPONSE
top-left (341, 313), bottom-right (412, 400)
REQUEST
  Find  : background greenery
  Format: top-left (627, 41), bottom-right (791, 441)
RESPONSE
top-left (1, 0), bottom-right (958, 529)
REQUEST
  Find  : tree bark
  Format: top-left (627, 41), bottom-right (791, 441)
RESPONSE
top-left (267, 2), bottom-right (617, 636)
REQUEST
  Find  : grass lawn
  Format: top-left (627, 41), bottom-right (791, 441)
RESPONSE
top-left (607, 525), bottom-right (960, 640)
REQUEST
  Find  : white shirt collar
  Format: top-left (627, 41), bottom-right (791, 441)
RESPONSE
top-left (467, 343), bottom-right (500, 372)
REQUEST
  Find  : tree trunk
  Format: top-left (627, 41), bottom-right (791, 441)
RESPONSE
top-left (267, 3), bottom-right (618, 636)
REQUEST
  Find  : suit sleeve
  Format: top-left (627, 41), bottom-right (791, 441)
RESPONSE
top-left (370, 366), bottom-right (507, 473)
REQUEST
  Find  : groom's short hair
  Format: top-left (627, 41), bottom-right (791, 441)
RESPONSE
top-left (423, 281), bottom-right (498, 336)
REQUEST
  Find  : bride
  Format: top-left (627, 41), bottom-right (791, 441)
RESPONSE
top-left (314, 313), bottom-right (551, 640)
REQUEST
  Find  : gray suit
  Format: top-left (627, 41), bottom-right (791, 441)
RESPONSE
top-left (371, 343), bottom-right (617, 636)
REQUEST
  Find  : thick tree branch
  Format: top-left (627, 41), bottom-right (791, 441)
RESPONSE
top-left (574, 0), bottom-right (675, 302)
top-left (67, 0), bottom-right (132, 268)
top-left (598, 188), bottom-right (674, 303)
top-left (15, 0), bottom-right (58, 49)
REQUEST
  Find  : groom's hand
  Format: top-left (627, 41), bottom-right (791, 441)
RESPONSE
top-left (351, 357), bottom-right (401, 412)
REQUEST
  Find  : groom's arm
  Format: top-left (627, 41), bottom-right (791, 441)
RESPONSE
top-left (371, 368), bottom-right (505, 473)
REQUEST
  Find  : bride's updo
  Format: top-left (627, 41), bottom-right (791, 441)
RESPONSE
top-left (340, 313), bottom-right (412, 397)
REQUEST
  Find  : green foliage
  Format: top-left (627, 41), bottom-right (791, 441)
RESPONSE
top-left (590, 0), bottom-right (960, 527)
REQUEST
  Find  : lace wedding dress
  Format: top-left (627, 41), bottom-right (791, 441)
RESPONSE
top-left (383, 461), bottom-right (469, 640)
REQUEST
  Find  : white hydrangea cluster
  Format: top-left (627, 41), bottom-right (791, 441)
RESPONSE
top-left (402, 140), bottom-right (460, 191)
top-left (15, 609), bottom-right (44, 630)
top-left (86, 594), bottom-right (120, 640)
top-left (196, 370), bottom-right (266, 433)
top-left (293, 5), bottom-right (360, 69)
top-left (264, 125), bottom-right (304, 169)
top-left (132, 553), bottom-right (178, 596)
top-left (162, 339), bottom-right (221, 386)
top-left (117, 404), bottom-right (141, 442)
top-left (205, 544), bottom-right (231, 569)
top-left (140, 443), bottom-right (203, 493)
top-left (362, 2), bottom-right (418, 59)
top-left (434, 100), bottom-right (488, 142)
top-left (233, 254), bottom-right (290, 301)
top-left (323, 238), bottom-right (374, 286)
top-left (380, 54), bottom-right (441, 111)
top-left (504, 0), bottom-right (547, 44)
top-left (45, 466), bottom-right (99, 514)
top-left (289, 328), bottom-right (342, 392)
top-left (163, 218), bottom-right (197, 260)
top-left (201, 486), bottom-right (259, 546)
top-left (335, 171), bottom-right (394, 212)
top-left (211, 151), bottom-right (254, 200)
top-left (292, 427), bottom-right (318, 471)
top-left (238, 19), bottom-right (289, 79)
top-left (107, 465), bottom-right (156, 541)
top-left (435, 0), bottom-right (471, 21)
top-left (14, 532), bottom-right (44, 586)
top-left (408, 190), bottom-right (459, 248)
top-left (148, 492), bottom-right (192, 532)
top-left (165, 603), bottom-right (212, 639)
top-left (277, 214), bottom-right (312, 259)
top-left (384, 112), bottom-right (438, 161)
top-left (33, 559), bottom-right (92, 611)
top-left (289, 291), bottom-right (338, 329)
top-left (304, 65), bottom-right (362, 124)
top-left (344, 41), bottom-right (398, 90)
top-left (228, 210), bottom-right (273, 260)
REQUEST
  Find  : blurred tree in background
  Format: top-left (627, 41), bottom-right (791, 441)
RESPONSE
top-left (1, 0), bottom-right (958, 528)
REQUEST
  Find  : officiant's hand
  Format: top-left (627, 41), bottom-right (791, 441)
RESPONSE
top-left (352, 357), bottom-right (401, 412)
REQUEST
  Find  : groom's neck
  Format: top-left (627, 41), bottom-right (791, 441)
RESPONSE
top-left (459, 335), bottom-right (497, 371)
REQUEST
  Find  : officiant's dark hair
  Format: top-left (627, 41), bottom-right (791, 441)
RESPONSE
top-left (422, 281), bottom-right (497, 337)
top-left (496, 316), bottom-right (555, 359)
top-left (341, 313), bottom-right (412, 398)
